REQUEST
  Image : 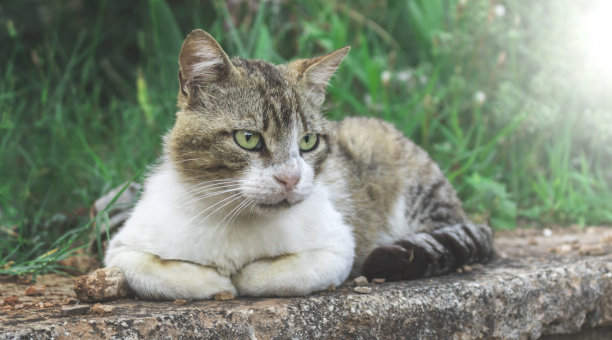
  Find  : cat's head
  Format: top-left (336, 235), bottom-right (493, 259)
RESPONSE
top-left (167, 29), bottom-right (349, 216)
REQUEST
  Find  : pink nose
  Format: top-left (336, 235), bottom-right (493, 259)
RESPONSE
top-left (274, 174), bottom-right (300, 191)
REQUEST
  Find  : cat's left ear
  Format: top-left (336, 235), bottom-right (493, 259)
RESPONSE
top-left (288, 46), bottom-right (350, 106)
top-left (178, 29), bottom-right (238, 97)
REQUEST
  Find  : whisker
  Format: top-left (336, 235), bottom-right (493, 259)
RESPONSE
top-left (172, 177), bottom-right (248, 204)
top-left (180, 192), bottom-right (242, 230)
top-left (197, 194), bottom-right (245, 230)
top-left (172, 179), bottom-right (237, 198)
top-left (175, 183), bottom-right (243, 205)
top-left (188, 187), bottom-right (243, 204)
top-left (227, 199), bottom-right (255, 232)
top-left (214, 198), bottom-right (251, 234)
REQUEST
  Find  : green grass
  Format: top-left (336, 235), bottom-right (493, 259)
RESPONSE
top-left (1, 0), bottom-right (611, 276)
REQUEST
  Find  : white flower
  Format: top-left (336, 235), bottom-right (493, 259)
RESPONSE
top-left (380, 70), bottom-right (391, 85)
top-left (397, 70), bottom-right (412, 82)
top-left (364, 94), bottom-right (383, 112)
top-left (494, 4), bottom-right (506, 17)
top-left (474, 91), bottom-right (487, 105)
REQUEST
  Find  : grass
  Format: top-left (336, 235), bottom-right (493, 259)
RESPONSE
top-left (1, 0), bottom-right (611, 276)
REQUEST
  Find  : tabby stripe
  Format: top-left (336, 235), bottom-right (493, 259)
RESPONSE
top-left (419, 180), bottom-right (446, 214)
top-left (279, 95), bottom-right (293, 127)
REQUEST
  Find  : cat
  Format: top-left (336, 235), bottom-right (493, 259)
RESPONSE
top-left (104, 29), bottom-right (493, 300)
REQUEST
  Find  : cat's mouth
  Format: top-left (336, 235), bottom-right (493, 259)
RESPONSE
top-left (256, 197), bottom-right (304, 211)
top-left (257, 199), bottom-right (292, 210)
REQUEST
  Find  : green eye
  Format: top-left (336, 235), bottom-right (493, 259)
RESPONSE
top-left (234, 130), bottom-right (262, 150)
top-left (300, 133), bottom-right (318, 152)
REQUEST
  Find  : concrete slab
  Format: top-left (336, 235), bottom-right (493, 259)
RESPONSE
top-left (1, 228), bottom-right (611, 339)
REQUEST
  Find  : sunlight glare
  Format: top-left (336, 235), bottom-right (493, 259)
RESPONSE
top-left (579, 0), bottom-right (612, 76)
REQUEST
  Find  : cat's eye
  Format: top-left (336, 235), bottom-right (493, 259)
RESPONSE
top-left (234, 130), bottom-right (262, 150)
top-left (299, 133), bottom-right (319, 152)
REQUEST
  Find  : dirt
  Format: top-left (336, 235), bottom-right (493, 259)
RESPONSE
top-left (1, 226), bottom-right (611, 323)
top-left (494, 225), bottom-right (612, 258)
top-left (1, 274), bottom-right (77, 315)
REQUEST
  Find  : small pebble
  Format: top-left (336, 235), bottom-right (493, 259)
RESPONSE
top-left (326, 284), bottom-right (336, 291)
top-left (63, 298), bottom-right (78, 305)
top-left (542, 228), bottom-right (553, 237)
top-left (44, 302), bottom-right (55, 308)
top-left (353, 286), bottom-right (372, 294)
top-left (354, 276), bottom-right (368, 286)
top-left (213, 291), bottom-right (235, 301)
top-left (372, 278), bottom-right (386, 284)
top-left (471, 263), bottom-right (485, 270)
top-left (173, 299), bottom-right (189, 306)
top-left (91, 303), bottom-right (115, 315)
top-left (570, 240), bottom-right (581, 250)
top-left (74, 266), bottom-right (132, 302)
top-left (462, 265), bottom-right (473, 273)
top-left (25, 284), bottom-right (46, 296)
top-left (579, 244), bottom-right (605, 256)
top-left (548, 244), bottom-right (572, 254)
top-left (527, 237), bottom-right (538, 246)
top-left (2, 295), bottom-right (20, 306)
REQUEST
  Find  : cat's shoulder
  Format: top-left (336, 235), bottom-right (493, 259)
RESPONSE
top-left (334, 116), bottom-right (421, 167)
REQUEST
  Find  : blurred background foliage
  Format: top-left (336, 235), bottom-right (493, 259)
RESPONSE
top-left (1, 0), bottom-right (611, 275)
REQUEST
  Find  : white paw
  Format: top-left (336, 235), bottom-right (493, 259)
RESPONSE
top-left (191, 267), bottom-right (238, 299)
top-left (233, 260), bottom-right (316, 297)
top-left (121, 256), bottom-right (237, 300)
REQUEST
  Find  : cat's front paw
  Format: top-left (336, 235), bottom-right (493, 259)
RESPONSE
top-left (233, 260), bottom-right (293, 297)
top-left (111, 251), bottom-right (238, 300)
top-left (193, 267), bottom-right (238, 299)
top-left (232, 256), bottom-right (323, 297)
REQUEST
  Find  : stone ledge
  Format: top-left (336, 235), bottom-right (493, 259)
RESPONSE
top-left (1, 231), bottom-right (612, 339)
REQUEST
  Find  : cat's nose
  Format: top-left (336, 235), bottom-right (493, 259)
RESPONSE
top-left (274, 174), bottom-right (300, 191)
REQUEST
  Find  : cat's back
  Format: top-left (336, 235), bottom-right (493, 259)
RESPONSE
top-left (333, 116), bottom-right (437, 209)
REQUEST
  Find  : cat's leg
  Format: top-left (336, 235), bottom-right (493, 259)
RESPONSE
top-left (362, 223), bottom-right (493, 281)
top-left (232, 248), bottom-right (353, 297)
top-left (106, 250), bottom-right (236, 300)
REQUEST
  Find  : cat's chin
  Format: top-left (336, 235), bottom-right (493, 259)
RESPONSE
top-left (254, 198), bottom-right (304, 215)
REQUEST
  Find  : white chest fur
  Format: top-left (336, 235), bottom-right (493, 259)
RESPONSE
top-left (105, 162), bottom-right (355, 278)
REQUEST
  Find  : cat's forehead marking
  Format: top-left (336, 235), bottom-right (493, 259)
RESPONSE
top-left (231, 59), bottom-right (313, 134)
top-left (233, 59), bottom-right (284, 89)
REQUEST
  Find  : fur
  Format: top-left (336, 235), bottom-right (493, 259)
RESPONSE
top-left (105, 29), bottom-right (493, 299)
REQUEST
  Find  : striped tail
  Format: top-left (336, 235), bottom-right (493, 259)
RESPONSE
top-left (362, 223), bottom-right (494, 281)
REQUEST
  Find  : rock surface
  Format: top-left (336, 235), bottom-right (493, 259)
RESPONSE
top-left (1, 227), bottom-right (612, 339)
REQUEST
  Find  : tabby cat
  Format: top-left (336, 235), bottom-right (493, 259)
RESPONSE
top-left (104, 29), bottom-right (493, 299)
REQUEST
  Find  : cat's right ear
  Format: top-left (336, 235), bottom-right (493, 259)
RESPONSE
top-left (288, 46), bottom-right (350, 107)
top-left (178, 29), bottom-right (237, 97)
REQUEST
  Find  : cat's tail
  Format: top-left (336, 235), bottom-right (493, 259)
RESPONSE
top-left (361, 223), bottom-right (494, 281)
